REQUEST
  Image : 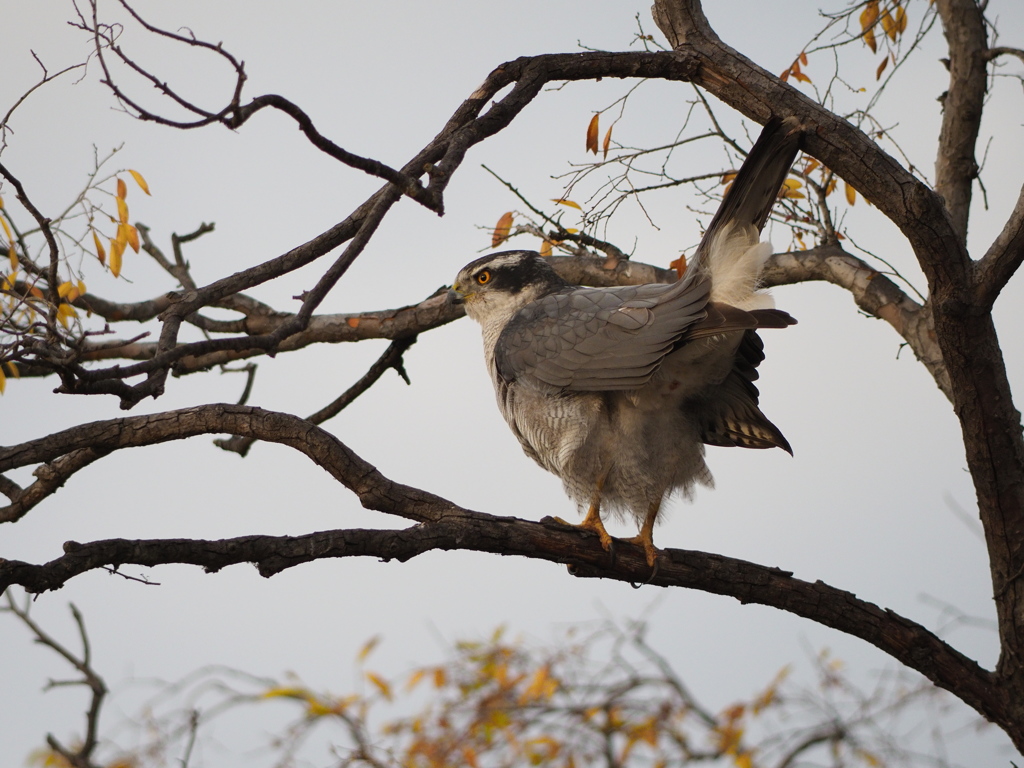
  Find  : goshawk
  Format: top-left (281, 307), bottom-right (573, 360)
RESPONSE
top-left (449, 117), bottom-right (802, 567)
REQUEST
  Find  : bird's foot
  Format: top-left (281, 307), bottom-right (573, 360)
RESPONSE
top-left (544, 514), bottom-right (616, 561)
top-left (623, 533), bottom-right (663, 578)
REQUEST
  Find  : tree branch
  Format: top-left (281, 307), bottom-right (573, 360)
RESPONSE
top-left (934, 0), bottom-right (989, 244)
top-left (974, 180), bottom-right (1024, 308)
top-left (0, 510), bottom-right (1007, 738)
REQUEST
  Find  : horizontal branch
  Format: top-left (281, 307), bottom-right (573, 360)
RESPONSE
top-left (0, 506), bottom-right (1004, 733)
top-left (0, 404), bottom-right (455, 526)
top-left (762, 245), bottom-right (950, 399)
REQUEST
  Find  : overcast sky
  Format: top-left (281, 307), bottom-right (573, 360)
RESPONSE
top-left (3, 1), bottom-right (1024, 765)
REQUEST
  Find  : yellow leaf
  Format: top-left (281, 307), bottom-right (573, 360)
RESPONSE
top-left (876, 56), bottom-right (888, 80)
top-left (116, 195), bottom-right (129, 224)
top-left (539, 239), bottom-right (552, 258)
top-left (864, 26), bottom-right (877, 53)
top-left (6, 360), bottom-right (20, 378)
top-left (779, 178), bottom-right (805, 199)
top-left (734, 752), bottom-right (753, 768)
top-left (125, 223), bottom-right (140, 253)
top-left (492, 211), bottom-right (514, 248)
top-left (0, 216), bottom-right (16, 271)
top-left (117, 177), bottom-right (127, 199)
top-left (845, 181), bottom-right (857, 206)
top-left (551, 198), bottom-right (582, 210)
top-left (0, 365), bottom-right (6, 395)
top-left (366, 671), bottom-right (392, 700)
top-left (92, 231), bottom-right (106, 265)
top-left (860, 0), bottom-right (879, 32)
top-left (602, 125), bottom-right (613, 159)
top-left (432, 667), bottom-right (446, 688)
top-left (129, 169), bottom-right (151, 195)
top-left (586, 113), bottom-right (599, 154)
top-left (78, 279), bottom-right (87, 297)
top-left (357, 635), bottom-right (381, 663)
top-left (0, 195), bottom-right (4, 208)
top-left (405, 668), bottom-right (426, 691)
top-left (57, 281), bottom-right (80, 302)
top-left (881, 8), bottom-right (898, 41)
top-left (306, 698), bottom-right (334, 717)
top-left (856, 748), bottom-right (882, 766)
top-left (565, 227), bottom-right (579, 234)
top-left (109, 238), bottom-right (125, 278)
top-left (56, 302), bottom-right (77, 328)
top-left (262, 686), bottom-right (309, 700)
top-left (894, 4), bottom-right (907, 33)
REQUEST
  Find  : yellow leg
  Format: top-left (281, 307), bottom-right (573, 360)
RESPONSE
top-left (552, 473), bottom-right (614, 553)
top-left (624, 501), bottom-right (662, 568)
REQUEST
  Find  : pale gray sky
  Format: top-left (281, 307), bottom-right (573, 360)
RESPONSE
top-left (3, 1), bottom-right (1023, 765)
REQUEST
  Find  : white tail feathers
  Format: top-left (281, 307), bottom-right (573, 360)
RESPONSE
top-left (705, 221), bottom-right (775, 311)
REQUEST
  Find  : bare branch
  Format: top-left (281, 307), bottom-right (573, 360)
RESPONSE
top-left (214, 336), bottom-right (417, 456)
top-left (974, 180), bottom-right (1024, 308)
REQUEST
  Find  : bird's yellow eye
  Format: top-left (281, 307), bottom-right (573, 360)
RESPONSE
top-left (476, 270), bottom-right (491, 285)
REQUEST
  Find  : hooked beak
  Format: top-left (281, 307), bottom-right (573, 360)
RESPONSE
top-left (447, 284), bottom-right (466, 306)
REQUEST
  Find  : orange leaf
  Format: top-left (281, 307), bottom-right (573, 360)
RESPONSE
top-left (799, 50), bottom-right (808, 66)
top-left (602, 125), bottom-right (613, 159)
top-left (492, 211), bottom-right (513, 248)
top-left (128, 169), bottom-right (151, 195)
top-left (92, 231), bottom-right (106, 265)
top-left (586, 113), bottom-right (599, 154)
top-left (539, 239), bottom-right (552, 258)
top-left (669, 254), bottom-right (687, 279)
top-left (876, 56), bottom-right (888, 80)
top-left (116, 177), bottom-right (127, 199)
top-left (793, 69), bottom-right (812, 84)
top-left (551, 198), bottom-right (582, 210)
top-left (844, 181), bottom-right (857, 206)
top-left (116, 195), bottom-right (129, 224)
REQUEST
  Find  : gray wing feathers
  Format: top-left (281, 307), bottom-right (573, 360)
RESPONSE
top-left (495, 272), bottom-right (711, 391)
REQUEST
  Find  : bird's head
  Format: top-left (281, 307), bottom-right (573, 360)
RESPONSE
top-left (448, 250), bottom-right (568, 324)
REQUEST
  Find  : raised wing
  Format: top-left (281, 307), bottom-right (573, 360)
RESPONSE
top-left (494, 272), bottom-right (711, 391)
